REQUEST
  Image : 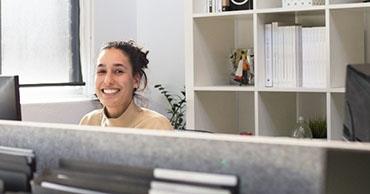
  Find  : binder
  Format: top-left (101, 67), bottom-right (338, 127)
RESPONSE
top-left (0, 169), bottom-right (29, 192)
top-left (43, 168), bottom-right (150, 188)
top-left (59, 159), bottom-right (154, 180)
top-left (34, 169), bottom-right (148, 194)
top-left (35, 167), bottom-right (236, 194)
top-left (59, 159), bottom-right (240, 194)
top-left (265, 23), bottom-right (273, 87)
top-left (0, 146), bottom-right (36, 172)
top-left (0, 146), bottom-right (36, 193)
top-left (33, 182), bottom-right (85, 194)
top-left (150, 181), bottom-right (231, 194)
top-left (0, 152), bottom-right (28, 166)
top-left (0, 180), bottom-right (3, 194)
top-left (0, 160), bottom-right (32, 179)
top-left (272, 22), bottom-right (280, 87)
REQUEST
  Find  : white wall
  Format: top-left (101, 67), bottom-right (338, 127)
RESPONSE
top-left (92, 0), bottom-right (137, 59)
top-left (136, 0), bottom-right (185, 117)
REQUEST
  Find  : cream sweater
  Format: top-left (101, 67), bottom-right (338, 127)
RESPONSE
top-left (80, 101), bottom-right (173, 130)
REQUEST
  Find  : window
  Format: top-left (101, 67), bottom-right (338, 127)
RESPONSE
top-left (0, 0), bottom-right (84, 86)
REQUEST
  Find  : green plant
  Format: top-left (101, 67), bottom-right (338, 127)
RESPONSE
top-left (154, 84), bottom-right (186, 130)
top-left (308, 117), bottom-right (327, 138)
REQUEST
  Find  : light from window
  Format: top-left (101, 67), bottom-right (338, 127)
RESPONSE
top-left (0, 0), bottom-right (82, 85)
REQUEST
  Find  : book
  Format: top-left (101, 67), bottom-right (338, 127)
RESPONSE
top-left (265, 23), bottom-right (273, 87)
top-left (272, 22), bottom-right (280, 87)
top-left (302, 26), bottom-right (326, 88)
top-left (222, 0), bottom-right (230, 11)
top-left (296, 25), bottom-right (303, 87)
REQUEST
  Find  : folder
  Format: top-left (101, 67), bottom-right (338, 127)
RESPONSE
top-left (0, 146), bottom-right (36, 172)
top-left (0, 160), bottom-right (32, 179)
top-left (60, 159), bottom-right (154, 180)
top-left (60, 159), bottom-right (239, 194)
top-left (0, 169), bottom-right (29, 192)
top-left (150, 181), bottom-right (231, 194)
top-left (36, 167), bottom-right (234, 194)
top-left (0, 152), bottom-right (28, 166)
top-left (43, 168), bottom-right (150, 188)
top-left (34, 169), bottom-right (149, 194)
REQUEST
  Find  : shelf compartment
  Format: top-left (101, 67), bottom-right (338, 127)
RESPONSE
top-left (194, 91), bottom-right (255, 134)
top-left (297, 92), bottom-right (327, 120)
top-left (329, 93), bottom-right (345, 140)
top-left (329, 0), bottom-right (370, 5)
top-left (193, 15), bottom-right (254, 87)
top-left (258, 92), bottom-right (326, 137)
top-left (256, 10), bottom-right (326, 89)
top-left (329, 8), bottom-right (366, 88)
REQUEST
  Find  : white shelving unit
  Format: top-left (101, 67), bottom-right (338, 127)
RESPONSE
top-left (185, 0), bottom-right (369, 140)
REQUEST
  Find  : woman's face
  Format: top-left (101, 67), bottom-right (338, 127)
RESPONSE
top-left (95, 48), bottom-right (140, 114)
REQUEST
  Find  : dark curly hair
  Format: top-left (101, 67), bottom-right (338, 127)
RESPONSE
top-left (100, 40), bottom-right (149, 94)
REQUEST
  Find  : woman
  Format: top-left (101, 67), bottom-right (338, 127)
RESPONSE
top-left (80, 40), bottom-right (173, 130)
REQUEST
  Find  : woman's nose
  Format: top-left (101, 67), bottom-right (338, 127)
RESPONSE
top-left (104, 71), bottom-right (114, 85)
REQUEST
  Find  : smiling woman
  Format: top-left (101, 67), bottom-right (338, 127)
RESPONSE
top-left (79, 40), bottom-right (173, 130)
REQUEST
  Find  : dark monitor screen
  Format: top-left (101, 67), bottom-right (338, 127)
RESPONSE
top-left (0, 75), bottom-right (21, 121)
top-left (343, 64), bottom-right (370, 142)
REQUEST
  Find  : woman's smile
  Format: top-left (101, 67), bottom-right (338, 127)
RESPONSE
top-left (102, 88), bottom-right (120, 95)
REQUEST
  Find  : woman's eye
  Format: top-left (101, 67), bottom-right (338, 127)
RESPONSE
top-left (115, 69), bottom-right (124, 74)
top-left (97, 70), bottom-right (106, 74)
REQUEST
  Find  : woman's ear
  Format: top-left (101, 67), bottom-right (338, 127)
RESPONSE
top-left (133, 73), bottom-right (141, 89)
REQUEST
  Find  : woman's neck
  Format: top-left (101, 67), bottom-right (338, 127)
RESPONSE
top-left (105, 100), bottom-right (133, 118)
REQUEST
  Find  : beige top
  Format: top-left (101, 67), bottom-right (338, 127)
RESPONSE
top-left (80, 100), bottom-right (173, 130)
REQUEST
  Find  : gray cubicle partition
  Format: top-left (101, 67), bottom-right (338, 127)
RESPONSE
top-left (0, 120), bottom-right (369, 194)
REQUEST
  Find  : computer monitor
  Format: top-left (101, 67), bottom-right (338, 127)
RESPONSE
top-left (343, 64), bottom-right (370, 142)
top-left (0, 75), bottom-right (22, 121)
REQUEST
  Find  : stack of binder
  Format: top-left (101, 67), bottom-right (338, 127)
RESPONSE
top-left (0, 146), bottom-right (36, 193)
top-left (265, 22), bottom-right (327, 88)
top-left (34, 159), bottom-right (239, 194)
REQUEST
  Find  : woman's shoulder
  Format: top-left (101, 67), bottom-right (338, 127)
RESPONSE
top-left (79, 109), bottom-right (104, 125)
top-left (137, 107), bottom-right (173, 130)
top-left (140, 107), bottom-right (165, 118)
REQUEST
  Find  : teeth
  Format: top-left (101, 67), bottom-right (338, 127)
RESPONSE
top-left (103, 89), bottom-right (119, 94)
